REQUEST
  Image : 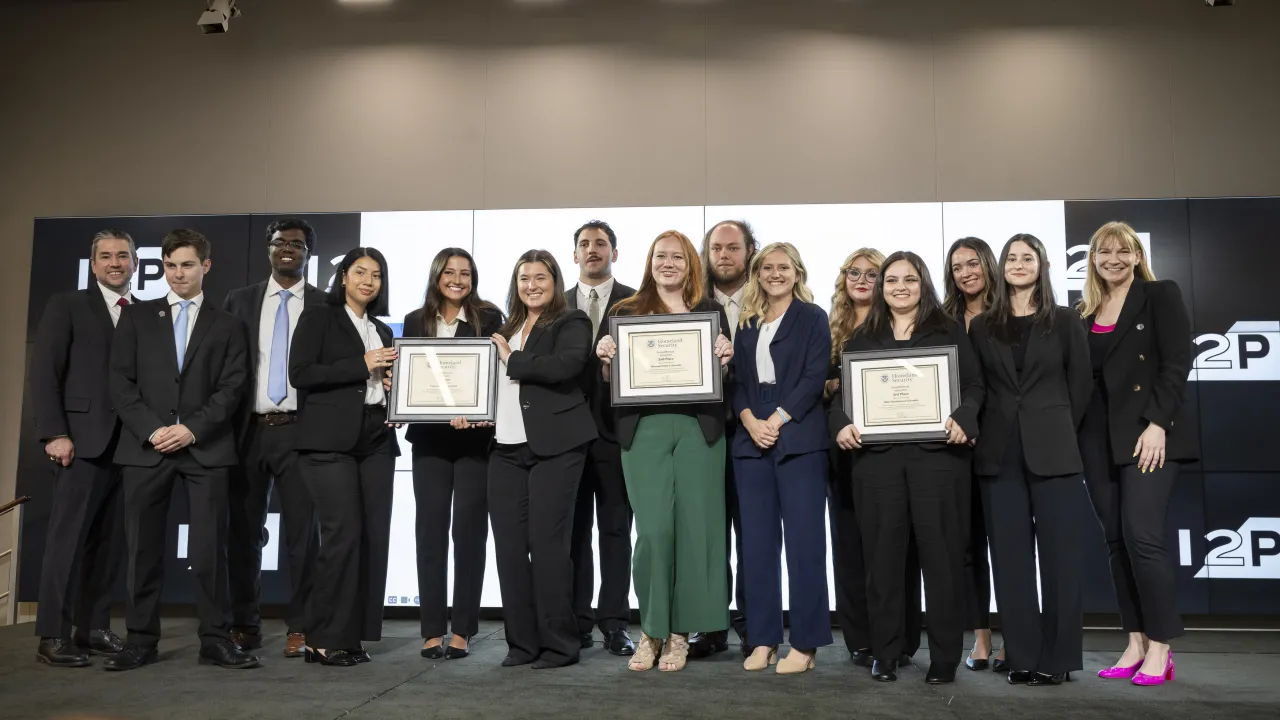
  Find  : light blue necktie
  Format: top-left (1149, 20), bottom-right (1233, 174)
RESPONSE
top-left (267, 289), bottom-right (292, 405)
top-left (174, 300), bottom-right (193, 372)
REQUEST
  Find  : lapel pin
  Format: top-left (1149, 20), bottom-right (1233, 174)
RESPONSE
top-left (1136, 323), bottom-right (1144, 330)
top-left (159, 310), bottom-right (166, 317)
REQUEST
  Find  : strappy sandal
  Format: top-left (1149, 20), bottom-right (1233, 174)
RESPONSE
top-left (628, 632), bottom-right (662, 671)
top-left (658, 633), bottom-right (689, 672)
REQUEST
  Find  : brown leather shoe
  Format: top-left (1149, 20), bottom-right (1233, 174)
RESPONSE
top-left (284, 633), bottom-right (306, 658)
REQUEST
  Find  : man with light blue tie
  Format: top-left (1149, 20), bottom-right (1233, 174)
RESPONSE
top-left (223, 218), bottom-right (326, 659)
top-left (107, 229), bottom-right (254, 670)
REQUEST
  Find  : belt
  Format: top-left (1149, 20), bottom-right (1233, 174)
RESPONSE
top-left (253, 412), bottom-right (297, 426)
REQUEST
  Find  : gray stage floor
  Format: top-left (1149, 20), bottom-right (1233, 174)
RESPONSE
top-left (1, 619), bottom-right (1278, 719)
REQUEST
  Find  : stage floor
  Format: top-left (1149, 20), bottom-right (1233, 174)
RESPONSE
top-left (1, 619), bottom-right (1278, 719)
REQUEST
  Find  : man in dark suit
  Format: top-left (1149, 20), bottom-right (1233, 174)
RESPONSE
top-left (105, 229), bottom-right (257, 671)
top-left (565, 220), bottom-right (637, 656)
top-left (30, 230), bottom-right (137, 667)
top-left (222, 219), bottom-right (324, 658)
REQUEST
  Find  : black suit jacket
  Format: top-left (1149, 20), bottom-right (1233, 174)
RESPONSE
top-left (613, 298), bottom-right (733, 451)
top-left (828, 316), bottom-right (984, 453)
top-left (401, 303), bottom-right (505, 452)
top-left (969, 307), bottom-right (1092, 477)
top-left (109, 297), bottom-right (249, 468)
top-left (1082, 277), bottom-right (1198, 464)
top-left (30, 286), bottom-right (135, 459)
top-left (221, 279), bottom-right (326, 440)
top-left (289, 303), bottom-right (400, 456)
top-left (565, 280), bottom-right (638, 443)
top-left (502, 309), bottom-right (599, 456)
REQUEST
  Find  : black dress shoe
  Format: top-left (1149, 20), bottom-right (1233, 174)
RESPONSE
top-left (1007, 670), bottom-right (1033, 684)
top-left (445, 645), bottom-right (469, 660)
top-left (1028, 671), bottom-right (1070, 686)
top-left (579, 633), bottom-right (594, 649)
top-left (420, 644), bottom-right (445, 659)
top-left (305, 648), bottom-right (358, 667)
top-left (604, 629), bottom-right (635, 656)
top-left (501, 654), bottom-right (534, 667)
top-left (850, 648), bottom-right (873, 667)
top-left (36, 638), bottom-right (91, 668)
top-left (925, 662), bottom-right (957, 684)
top-left (103, 645), bottom-right (158, 671)
top-left (965, 655), bottom-right (990, 671)
top-left (531, 655), bottom-right (579, 670)
top-left (229, 628), bottom-right (263, 652)
top-left (992, 656), bottom-right (1009, 673)
top-left (870, 659), bottom-right (898, 682)
top-left (74, 629), bottom-right (124, 656)
top-left (686, 630), bottom-right (729, 659)
top-left (199, 642), bottom-right (261, 669)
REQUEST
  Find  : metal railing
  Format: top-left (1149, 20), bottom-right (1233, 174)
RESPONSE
top-left (0, 496), bottom-right (30, 626)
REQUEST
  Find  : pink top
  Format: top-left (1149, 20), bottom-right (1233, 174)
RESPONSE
top-left (1091, 322), bottom-right (1116, 334)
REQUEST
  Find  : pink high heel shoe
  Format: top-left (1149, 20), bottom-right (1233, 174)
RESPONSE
top-left (1097, 661), bottom-right (1142, 680)
top-left (1132, 651), bottom-right (1175, 686)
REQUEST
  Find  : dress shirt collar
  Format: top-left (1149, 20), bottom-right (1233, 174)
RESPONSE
top-left (266, 276), bottom-right (304, 299)
top-left (166, 290), bottom-right (204, 309)
top-left (579, 276), bottom-right (615, 302)
top-left (97, 282), bottom-right (129, 306)
top-left (714, 283), bottom-right (745, 308)
top-left (436, 305), bottom-right (468, 327)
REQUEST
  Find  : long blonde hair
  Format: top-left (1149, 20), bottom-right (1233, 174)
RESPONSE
top-left (1076, 221), bottom-right (1156, 318)
top-left (738, 242), bottom-right (813, 328)
top-left (829, 247), bottom-right (885, 363)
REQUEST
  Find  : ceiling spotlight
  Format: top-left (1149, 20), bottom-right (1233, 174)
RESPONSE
top-left (198, 0), bottom-right (241, 34)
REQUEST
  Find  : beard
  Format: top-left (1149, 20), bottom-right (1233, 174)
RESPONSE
top-left (712, 264), bottom-right (745, 285)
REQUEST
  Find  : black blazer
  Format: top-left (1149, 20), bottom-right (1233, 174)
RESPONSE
top-left (731, 301), bottom-right (832, 459)
top-left (565, 280), bottom-right (638, 443)
top-left (30, 286), bottom-right (135, 459)
top-left (1082, 277), bottom-right (1198, 464)
top-left (501, 309), bottom-right (598, 457)
top-left (289, 303), bottom-right (401, 456)
top-left (613, 298), bottom-right (733, 451)
top-left (109, 298), bottom-right (249, 468)
top-left (401, 303), bottom-right (505, 452)
top-left (969, 308), bottom-right (1092, 477)
top-left (221, 280), bottom-right (326, 439)
top-left (828, 316), bottom-right (984, 453)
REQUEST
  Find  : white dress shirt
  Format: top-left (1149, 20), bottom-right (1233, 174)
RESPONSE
top-left (494, 323), bottom-right (528, 445)
top-left (345, 305), bottom-right (386, 406)
top-left (166, 290), bottom-right (203, 349)
top-left (714, 284), bottom-right (746, 339)
top-left (254, 278), bottom-right (305, 413)
top-left (435, 305), bottom-right (467, 338)
top-left (578, 277), bottom-right (615, 313)
top-left (98, 282), bottom-right (130, 326)
top-left (756, 308), bottom-right (787, 385)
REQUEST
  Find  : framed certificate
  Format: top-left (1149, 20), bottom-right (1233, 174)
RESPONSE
top-left (609, 312), bottom-right (723, 406)
top-left (840, 345), bottom-right (960, 444)
top-left (386, 338), bottom-right (498, 423)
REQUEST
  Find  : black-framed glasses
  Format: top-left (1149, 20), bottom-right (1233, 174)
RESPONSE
top-left (845, 268), bottom-right (878, 282)
top-left (269, 239), bottom-right (307, 251)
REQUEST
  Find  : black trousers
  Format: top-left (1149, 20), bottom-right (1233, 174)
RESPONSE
top-left (228, 419), bottom-right (318, 634)
top-left (1079, 390), bottom-right (1183, 642)
top-left (121, 452), bottom-right (231, 648)
top-left (300, 408), bottom-right (395, 650)
top-left (35, 440), bottom-right (124, 640)
top-left (980, 431), bottom-right (1086, 674)
top-left (412, 444), bottom-right (488, 640)
top-left (489, 442), bottom-right (585, 666)
top-left (961, 470), bottom-right (993, 631)
top-left (570, 437), bottom-right (633, 634)
top-left (854, 444), bottom-right (966, 665)
top-left (828, 451), bottom-right (922, 655)
top-left (723, 426), bottom-right (749, 640)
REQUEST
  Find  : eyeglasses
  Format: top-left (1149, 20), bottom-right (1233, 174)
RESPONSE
top-left (269, 239), bottom-right (308, 251)
top-left (845, 268), bottom-right (878, 282)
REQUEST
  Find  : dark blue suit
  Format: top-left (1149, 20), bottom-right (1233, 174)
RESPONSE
top-left (730, 300), bottom-right (832, 650)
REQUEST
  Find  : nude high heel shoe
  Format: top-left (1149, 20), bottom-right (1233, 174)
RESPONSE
top-left (743, 645), bottom-right (778, 671)
top-left (776, 648), bottom-right (816, 675)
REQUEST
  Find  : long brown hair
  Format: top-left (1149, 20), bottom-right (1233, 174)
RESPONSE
top-left (856, 251), bottom-right (952, 340)
top-left (613, 230), bottom-right (705, 316)
top-left (497, 250), bottom-right (569, 338)
top-left (987, 233), bottom-right (1057, 343)
top-left (417, 247), bottom-right (500, 337)
top-left (1076, 221), bottom-right (1156, 318)
top-left (829, 247), bottom-right (884, 363)
top-left (941, 236), bottom-right (998, 319)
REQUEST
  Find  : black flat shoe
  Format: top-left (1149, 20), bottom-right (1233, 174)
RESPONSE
top-left (103, 645), bottom-right (158, 671)
top-left (605, 629), bottom-right (635, 656)
top-left (305, 648), bottom-right (358, 667)
top-left (1028, 671), bottom-right (1070, 686)
top-left (36, 638), bottom-right (91, 668)
top-left (501, 654), bottom-right (533, 667)
top-left (992, 656), bottom-right (1009, 673)
top-left (870, 659), bottom-right (898, 682)
top-left (1007, 670), bottom-right (1033, 684)
top-left (353, 647), bottom-right (371, 663)
top-left (445, 646), bottom-right (469, 660)
top-left (421, 644), bottom-right (444, 659)
top-left (686, 631), bottom-right (728, 659)
top-left (74, 629), bottom-right (124, 656)
top-left (925, 662), bottom-right (957, 684)
top-left (198, 642), bottom-right (261, 669)
top-left (965, 654), bottom-right (989, 671)
top-left (850, 648), bottom-right (873, 667)
top-left (579, 633), bottom-right (594, 649)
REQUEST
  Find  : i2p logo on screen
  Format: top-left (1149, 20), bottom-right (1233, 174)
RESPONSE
top-left (1180, 518), bottom-right (1280, 579)
top-left (1191, 322), bottom-right (1279, 382)
top-left (1064, 232), bottom-right (1154, 298)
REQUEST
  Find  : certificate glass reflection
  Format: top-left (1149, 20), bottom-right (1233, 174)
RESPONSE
top-left (609, 312), bottom-right (723, 406)
top-left (388, 338), bottom-right (498, 422)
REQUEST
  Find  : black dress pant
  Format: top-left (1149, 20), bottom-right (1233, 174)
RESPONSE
top-left (412, 444), bottom-right (488, 640)
top-left (980, 430), bottom-right (1086, 674)
top-left (121, 452), bottom-right (232, 648)
top-left (228, 419), bottom-right (318, 634)
top-left (961, 470), bottom-right (993, 631)
top-left (570, 437), bottom-right (633, 634)
top-left (724, 426), bottom-right (749, 641)
top-left (854, 444), bottom-right (966, 665)
top-left (489, 442), bottom-right (586, 666)
top-left (35, 440), bottom-right (124, 640)
top-left (828, 452), bottom-right (922, 656)
top-left (1079, 390), bottom-right (1183, 642)
top-left (300, 407), bottom-right (395, 650)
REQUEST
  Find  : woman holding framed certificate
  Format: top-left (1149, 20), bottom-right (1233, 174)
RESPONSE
top-left (968, 234), bottom-right (1092, 687)
top-left (730, 242), bottom-right (832, 674)
top-left (487, 250), bottom-right (597, 670)
top-left (402, 248), bottom-right (504, 661)
top-left (828, 250), bottom-right (984, 685)
top-left (595, 230), bottom-right (734, 673)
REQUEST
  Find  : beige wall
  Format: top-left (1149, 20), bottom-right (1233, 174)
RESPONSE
top-left (2, 0), bottom-right (1280, 517)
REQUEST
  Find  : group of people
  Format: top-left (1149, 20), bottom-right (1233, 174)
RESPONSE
top-left (30, 216), bottom-right (1193, 689)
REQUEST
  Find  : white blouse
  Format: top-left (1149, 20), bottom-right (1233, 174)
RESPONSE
top-left (494, 322), bottom-right (527, 445)
top-left (345, 305), bottom-right (386, 406)
top-left (756, 309), bottom-right (787, 385)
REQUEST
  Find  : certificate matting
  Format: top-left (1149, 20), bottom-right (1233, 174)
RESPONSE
top-left (841, 346), bottom-right (959, 444)
top-left (407, 353), bottom-right (481, 407)
top-left (859, 364), bottom-right (942, 427)
top-left (627, 329), bottom-right (705, 389)
top-left (388, 338), bottom-right (497, 423)
top-left (609, 312), bottom-right (723, 406)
